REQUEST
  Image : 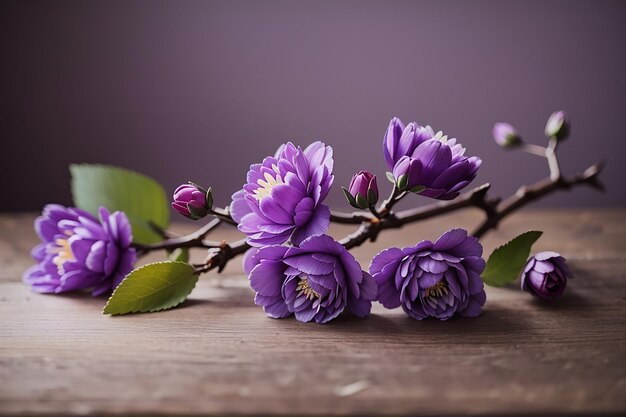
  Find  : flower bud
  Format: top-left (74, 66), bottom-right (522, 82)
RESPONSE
top-left (342, 171), bottom-right (379, 209)
top-left (492, 122), bottom-right (522, 148)
top-left (521, 251), bottom-right (573, 301)
top-left (544, 111), bottom-right (569, 141)
top-left (172, 182), bottom-right (213, 220)
top-left (392, 156), bottom-right (425, 193)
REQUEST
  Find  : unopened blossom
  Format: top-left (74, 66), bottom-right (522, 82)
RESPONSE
top-left (522, 251), bottom-right (572, 300)
top-left (172, 183), bottom-right (213, 220)
top-left (23, 204), bottom-right (136, 295)
top-left (247, 234), bottom-right (377, 323)
top-left (230, 141), bottom-right (334, 246)
top-left (545, 111), bottom-right (569, 141)
top-left (370, 228), bottom-right (486, 320)
top-left (344, 170), bottom-right (378, 209)
top-left (492, 122), bottom-right (522, 148)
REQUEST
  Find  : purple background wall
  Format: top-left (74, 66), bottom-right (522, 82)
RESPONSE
top-left (2, 0), bottom-right (625, 213)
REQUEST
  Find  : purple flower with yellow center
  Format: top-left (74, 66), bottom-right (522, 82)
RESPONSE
top-left (369, 228), bottom-right (486, 321)
top-left (392, 131), bottom-right (482, 200)
top-left (23, 204), bottom-right (136, 295)
top-left (247, 234), bottom-right (377, 323)
top-left (522, 251), bottom-right (572, 300)
top-left (230, 141), bottom-right (334, 246)
top-left (383, 117), bottom-right (435, 169)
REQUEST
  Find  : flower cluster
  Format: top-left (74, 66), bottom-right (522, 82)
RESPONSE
top-left (23, 204), bottom-right (136, 295)
top-left (232, 117), bottom-right (492, 323)
top-left (24, 111), bottom-right (578, 322)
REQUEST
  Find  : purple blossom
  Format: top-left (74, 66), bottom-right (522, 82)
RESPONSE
top-left (392, 131), bottom-right (482, 200)
top-left (172, 183), bottom-right (212, 220)
top-left (230, 141), bottom-right (334, 246)
top-left (23, 204), bottom-right (136, 296)
top-left (522, 251), bottom-right (572, 300)
top-left (369, 229), bottom-right (486, 320)
top-left (383, 117), bottom-right (435, 169)
top-left (247, 234), bottom-right (377, 323)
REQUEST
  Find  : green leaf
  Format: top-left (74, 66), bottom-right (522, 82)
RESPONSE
top-left (385, 171), bottom-right (395, 184)
top-left (103, 261), bottom-right (197, 315)
top-left (410, 185), bottom-right (426, 193)
top-left (70, 164), bottom-right (169, 244)
top-left (482, 231), bottom-right (543, 287)
top-left (168, 247), bottom-right (189, 263)
top-left (355, 193), bottom-right (368, 210)
top-left (341, 186), bottom-right (358, 208)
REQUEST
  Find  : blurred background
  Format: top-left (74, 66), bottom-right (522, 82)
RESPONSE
top-left (1, 0), bottom-right (625, 214)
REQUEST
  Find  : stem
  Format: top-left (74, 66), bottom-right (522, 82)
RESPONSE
top-left (471, 161), bottom-right (604, 238)
top-left (520, 143), bottom-right (547, 157)
top-left (194, 239), bottom-right (251, 274)
top-left (133, 218), bottom-right (223, 254)
top-left (209, 207), bottom-right (237, 225)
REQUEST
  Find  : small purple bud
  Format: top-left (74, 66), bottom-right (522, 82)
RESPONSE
top-left (343, 171), bottom-right (379, 209)
top-left (172, 182), bottom-right (213, 220)
top-left (492, 122), bottom-right (522, 148)
top-left (545, 111), bottom-right (569, 141)
top-left (392, 156), bottom-right (423, 191)
top-left (521, 251), bottom-right (573, 301)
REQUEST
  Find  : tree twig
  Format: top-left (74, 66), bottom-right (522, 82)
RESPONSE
top-left (133, 218), bottom-right (223, 254)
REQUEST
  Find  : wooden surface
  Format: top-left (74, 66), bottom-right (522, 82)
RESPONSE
top-left (1, 209), bottom-right (625, 416)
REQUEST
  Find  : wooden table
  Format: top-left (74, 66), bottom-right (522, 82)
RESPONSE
top-left (1, 209), bottom-right (625, 416)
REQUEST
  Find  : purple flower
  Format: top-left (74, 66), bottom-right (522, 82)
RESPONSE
top-left (247, 234), bottom-right (377, 323)
top-left (172, 182), bottom-right (213, 220)
top-left (522, 251), bottom-right (572, 300)
top-left (343, 170), bottom-right (379, 209)
top-left (230, 141), bottom-right (334, 246)
top-left (492, 122), bottom-right (522, 148)
top-left (23, 204), bottom-right (136, 296)
top-left (369, 229), bottom-right (486, 320)
top-left (383, 117), bottom-right (435, 169)
top-left (392, 132), bottom-right (482, 200)
top-left (545, 110), bottom-right (569, 141)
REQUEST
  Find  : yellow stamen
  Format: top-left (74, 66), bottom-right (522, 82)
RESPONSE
top-left (425, 281), bottom-right (448, 298)
top-left (253, 171), bottom-right (284, 201)
top-left (51, 237), bottom-right (75, 275)
top-left (296, 278), bottom-right (320, 300)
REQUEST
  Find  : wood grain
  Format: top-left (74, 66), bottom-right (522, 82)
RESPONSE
top-left (1, 209), bottom-right (625, 416)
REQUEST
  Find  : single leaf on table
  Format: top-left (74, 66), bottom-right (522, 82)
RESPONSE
top-left (103, 261), bottom-right (197, 315)
top-left (482, 230), bottom-right (543, 287)
top-left (70, 164), bottom-right (169, 244)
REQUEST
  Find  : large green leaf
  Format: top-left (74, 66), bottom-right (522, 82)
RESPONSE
top-left (103, 261), bottom-right (197, 315)
top-left (482, 231), bottom-right (543, 287)
top-left (70, 164), bottom-right (169, 244)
